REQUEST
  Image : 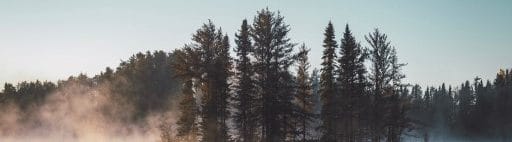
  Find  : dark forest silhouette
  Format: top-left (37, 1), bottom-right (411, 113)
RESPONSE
top-left (1, 8), bottom-right (512, 142)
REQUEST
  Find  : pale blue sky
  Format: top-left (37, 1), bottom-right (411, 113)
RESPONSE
top-left (1, 0), bottom-right (511, 87)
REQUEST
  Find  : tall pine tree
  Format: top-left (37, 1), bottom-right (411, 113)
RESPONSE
top-left (250, 8), bottom-right (297, 141)
top-left (173, 47), bottom-right (201, 141)
top-left (336, 24), bottom-right (368, 141)
top-left (320, 21), bottom-right (339, 141)
top-left (189, 20), bottom-right (231, 142)
top-left (233, 19), bottom-right (257, 142)
top-left (365, 29), bottom-right (406, 141)
top-left (175, 80), bottom-right (199, 141)
top-left (295, 44), bottom-right (314, 142)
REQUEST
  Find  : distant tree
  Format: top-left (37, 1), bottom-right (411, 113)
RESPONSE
top-left (336, 24), bottom-right (368, 141)
top-left (456, 80), bottom-right (474, 135)
top-left (431, 84), bottom-right (455, 140)
top-left (472, 79), bottom-right (494, 137)
top-left (319, 21), bottom-right (339, 142)
top-left (15, 80), bottom-right (56, 111)
top-left (410, 84), bottom-right (423, 108)
top-left (2, 83), bottom-right (16, 96)
top-left (216, 34), bottom-right (232, 142)
top-left (295, 44), bottom-right (314, 142)
top-left (309, 68), bottom-right (322, 140)
top-left (494, 69), bottom-right (512, 141)
top-left (471, 79), bottom-right (482, 134)
top-left (175, 80), bottom-right (198, 141)
top-left (232, 19), bottom-right (258, 142)
top-left (365, 28), bottom-right (406, 141)
top-left (250, 8), bottom-right (297, 141)
top-left (0, 83), bottom-right (17, 104)
top-left (112, 50), bottom-right (181, 121)
top-left (422, 87), bottom-right (434, 141)
top-left (407, 84), bottom-right (428, 139)
top-left (189, 20), bottom-right (231, 142)
top-left (173, 47), bottom-right (201, 141)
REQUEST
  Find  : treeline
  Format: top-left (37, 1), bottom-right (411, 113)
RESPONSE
top-left (171, 9), bottom-right (407, 142)
top-left (170, 8), bottom-right (512, 142)
top-left (0, 51), bottom-right (181, 124)
top-left (2, 8), bottom-right (512, 142)
top-left (408, 70), bottom-right (512, 141)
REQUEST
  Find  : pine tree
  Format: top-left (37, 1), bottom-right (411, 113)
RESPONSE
top-left (408, 84), bottom-right (428, 139)
top-left (365, 28), bottom-right (406, 141)
top-left (422, 87), bottom-right (434, 141)
top-left (319, 21), bottom-right (339, 142)
top-left (430, 84), bottom-right (456, 141)
top-left (173, 47), bottom-right (201, 141)
top-left (216, 34), bottom-right (232, 141)
top-left (232, 19), bottom-right (257, 142)
top-left (0, 83), bottom-right (17, 104)
top-left (494, 69), bottom-right (512, 141)
top-left (295, 44), bottom-right (314, 142)
top-left (310, 68), bottom-right (322, 140)
top-left (472, 78), bottom-right (493, 137)
top-left (456, 80), bottom-right (474, 135)
top-left (175, 80), bottom-right (199, 141)
top-left (189, 20), bottom-right (231, 142)
top-left (250, 8), bottom-right (297, 141)
top-left (2, 83), bottom-right (16, 96)
top-left (336, 24), bottom-right (367, 141)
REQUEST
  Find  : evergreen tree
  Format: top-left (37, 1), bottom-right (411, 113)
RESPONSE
top-left (456, 80), bottom-right (474, 135)
top-left (175, 80), bottom-right (199, 141)
top-left (173, 47), bottom-right (201, 141)
top-left (250, 8), bottom-right (297, 141)
top-left (112, 50), bottom-right (181, 121)
top-left (336, 24), bottom-right (367, 141)
top-left (407, 84), bottom-right (428, 139)
top-left (310, 68), bottom-right (322, 140)
top-left (365, 28), bottom-right (406, 141)
top-left (422, 87), bottom-right (434, 141)
top-left (494, 69), bottom-right (512, 141)
top-left (430, 84), bottom-right (456, 141)
top-left (295, 44), bottom-right (314, 142)
top-left (216, 34), bottom-right (232, 141)
top-left (472, 78), bottom-right (494, 137)
top-left (319, 21), bottom-right (339, 141)
top-left (410, 84), bottom-right (423, 106)
top-left (2, 83), bottom-right (16, 97)
top-left (184, 20), bottom-right (231, 142)
top-left (232, 19), bottom-right (257, 142)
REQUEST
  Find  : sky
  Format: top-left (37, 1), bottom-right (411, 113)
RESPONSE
top-left (0, 0), bottom-right (511, 88)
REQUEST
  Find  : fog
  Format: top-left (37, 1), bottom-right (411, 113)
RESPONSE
top-left (0, 82), bottom-right (178, 142)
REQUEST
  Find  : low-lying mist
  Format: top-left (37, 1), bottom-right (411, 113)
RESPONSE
top-left (0, 82), bottom-right (178, 142)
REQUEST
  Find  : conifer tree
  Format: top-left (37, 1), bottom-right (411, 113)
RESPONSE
top-left (309, 68), bottom-right (322, 140)
top-left (295, 44), bottom-right (314, 142)
top-left (189, 20), bottom-right (231, 142)
top-left (336, 24), bottom-right (367, 141)
top-left (173, 47), bottom-right (201, 141)
top-left (216, 34), bottom-right (231, 141)
top-left (472, 78), bottom-right (493, 136)
top-left (457, 80), bottom-right (473, 135)
top-left (319, 21), bottom-right (339, 142)
top-left (250, 8), bottom-right (297, 141)
top-left (494, 69), bottom-right (512, 140)
top-left (365, 29), bottom-right (406, 141)
top-left (233, 19), bottom-right (257, 142)
top-left (175, 80), bottom-right (199, 141)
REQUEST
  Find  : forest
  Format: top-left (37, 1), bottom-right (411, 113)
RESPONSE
top-left (1, 8), bottom-right (512, 142)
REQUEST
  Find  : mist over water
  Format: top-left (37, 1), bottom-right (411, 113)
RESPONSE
top-left (0, 82), bottom-right (177, 142)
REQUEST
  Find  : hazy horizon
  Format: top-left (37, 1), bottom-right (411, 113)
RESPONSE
top-left (1, 0), bottom-right (511, 88)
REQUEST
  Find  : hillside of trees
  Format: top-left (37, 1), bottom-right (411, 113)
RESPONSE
top-left (1, 8), bottom-right (512, 142)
